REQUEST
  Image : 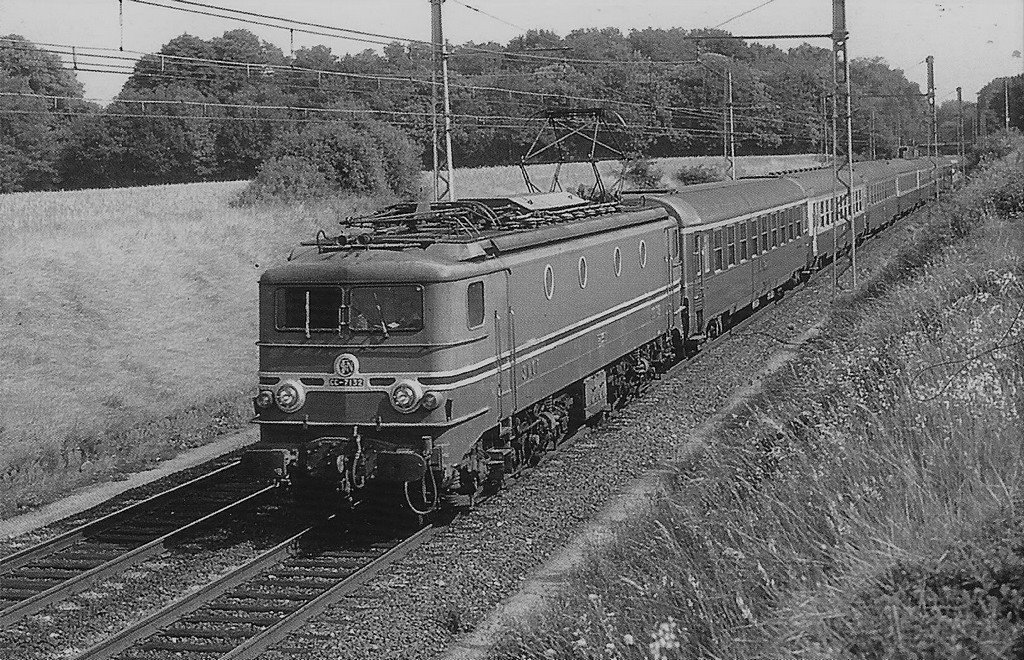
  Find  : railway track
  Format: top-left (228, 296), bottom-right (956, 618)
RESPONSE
top-left (0, 462), bottom-right (275, 628)
top-left (71, 506), bottom-right (440, 660)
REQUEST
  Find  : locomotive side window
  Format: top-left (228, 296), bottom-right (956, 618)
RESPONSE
top-left (276, 287), bottom-right (345, 332)
top-left (349, 285), bottom-right (423, 332)
top-left (726, 226), bottom-right (736, 266)
top-left (713, 230), bottom-right (723, 272)
top-left (467, 281), bottom-right (484, 329)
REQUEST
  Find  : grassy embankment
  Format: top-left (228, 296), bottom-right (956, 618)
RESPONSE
top-left (0, 154), bottom-right (819, 520)
top-left (493, 142), bottom-right (1024, 659)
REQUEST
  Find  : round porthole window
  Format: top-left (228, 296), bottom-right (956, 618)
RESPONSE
top-left (639, 240), bottom-right (648, 268)
top-left (613, 247), bottom-right (622, 276)
top-left (543, 264), bottom-right (554, 300)
top-left (578, 257), bottom-right (588, 289)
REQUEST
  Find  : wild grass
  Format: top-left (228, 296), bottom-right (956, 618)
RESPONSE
top-left (490, 145), bottom-right (1024, 659)
top-left (0, 154), bottom-right (818, 518)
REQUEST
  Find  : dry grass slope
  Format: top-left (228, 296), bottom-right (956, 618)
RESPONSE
top-left (0, 154), bottom-right (820, 518)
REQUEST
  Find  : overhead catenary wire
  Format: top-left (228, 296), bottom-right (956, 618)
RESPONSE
top-left (0, 38), bottom-right (825, 130)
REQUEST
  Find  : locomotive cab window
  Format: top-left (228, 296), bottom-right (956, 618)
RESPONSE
top-left (467, 281), bottom-right (484, 329)
top-left (349, 285), bottom-right (423, 332)
top-left (276, 286), bottom-right (344, 332)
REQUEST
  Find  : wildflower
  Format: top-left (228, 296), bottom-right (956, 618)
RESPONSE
top-left (649, 617), bottom-right (683, 660)
top-left (622, 634), bottom-right (635, 646)
top-left (574, 638), bottom-right (587, 649)
top-left (543, 650), bottom-right (557, 659)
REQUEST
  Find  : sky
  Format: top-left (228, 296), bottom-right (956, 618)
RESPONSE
top-left (4, 0), bottom-right (1023, 103)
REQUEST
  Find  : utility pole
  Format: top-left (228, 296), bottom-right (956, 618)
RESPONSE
top-left (926, 56), bottom-right (937, 157)
top-left (957, 86), bottom-right (964, 162)
top-left (430, 0), bottom-right (455, 202)
top-left (978, 90), bottom-right (986, 136)
top-left (833, 0), bottom-right (856, 291)
top-left (727, 67), bottom-right (736, 180)
top-left (869, 107), bottom-right (877, 160)
top-left (1005, 79), bottom-right (1011, 131)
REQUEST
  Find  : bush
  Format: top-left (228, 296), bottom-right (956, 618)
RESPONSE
top-left (674, 163), bottom-right (725, 185)
top-left (236, 156), bottom-right (332, 204)
top-left (237, 120), bottom-right (421, 204)
top-left (621, 158), bottom-right (665, 188)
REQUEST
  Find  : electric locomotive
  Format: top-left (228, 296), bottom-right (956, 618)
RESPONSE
top-left (249, 193), bottom-right (679, 510)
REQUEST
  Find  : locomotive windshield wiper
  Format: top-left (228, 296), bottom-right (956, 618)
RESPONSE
top-left (373, 293), bottom-right (390, 338)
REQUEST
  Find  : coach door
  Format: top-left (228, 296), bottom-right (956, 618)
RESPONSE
top-left (690, 231), bottom-right (707, 334)
top-left (668, 227), bottom-right (682, 329)
top-left (494, 269), bottom-right (518, 421)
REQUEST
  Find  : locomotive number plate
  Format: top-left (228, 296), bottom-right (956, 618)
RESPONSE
top-left (329, 377), bottom-right (366, 387)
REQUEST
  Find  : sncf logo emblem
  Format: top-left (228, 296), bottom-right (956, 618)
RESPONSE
top-left (334, 354), bottom-right (359, 377)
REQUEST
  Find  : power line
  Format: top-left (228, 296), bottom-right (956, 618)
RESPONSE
top-left (713, 0), bottom-right (779, 29)
top-left (449, 0), bottom-right (529, 33)
top-left (2, 38), bottom-right (798, 124)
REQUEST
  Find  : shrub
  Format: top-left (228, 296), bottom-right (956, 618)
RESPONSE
top-left (236, 156), bottom-right (332, 204)
top-left (621, 158), bottom-right (665, 189)
top-left (237, 120), bottom-right (421, 204)
top-left (674, 163), bottom-right (726, 185)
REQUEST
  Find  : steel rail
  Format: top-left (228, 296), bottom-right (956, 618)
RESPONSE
top-left (223, 522), bottom-right (439, 660)
top-left (72, 516), bottom-right (336, 660)
top-left (72, 516), bottom-right (440, 660)
top-left (0, 461), bottom-right (242, 575)
top-left (0, 481), bottom-right (276, 628)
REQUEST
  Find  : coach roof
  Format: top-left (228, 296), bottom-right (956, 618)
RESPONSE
top-left (642, 177), bottom-right (807, 228)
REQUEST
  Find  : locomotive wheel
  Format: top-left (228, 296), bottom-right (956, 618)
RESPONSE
top-left (707, 317), bottom-right (723, 339)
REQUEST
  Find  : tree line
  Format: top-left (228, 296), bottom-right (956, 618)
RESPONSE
top-left (1, 28), bottom-right (1020, 194)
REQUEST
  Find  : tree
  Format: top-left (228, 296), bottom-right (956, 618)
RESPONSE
top-left (0, 34), bottom-right (88, 191)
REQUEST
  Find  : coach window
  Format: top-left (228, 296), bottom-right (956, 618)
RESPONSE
top-left (726, 225), bottom-right (736, 266)
top-left (613, 247), bottom-right (622, 277)
top-left (787, 209), bottom-right (795, 241)
top-left (702, 232), bottom-right (712, 274)
top-left (543, 264), bottom-right (554, 300)
top-left (467, 282), bottom-right (484, 329)
top-left (748, 219), bottom-right (758, 255)
top-left (639, 240), bottom-right (648, 268)
top-left (796, 209), bottom-right (804, 236)
top-left (713, 229), bottom-right (724, 271)
top-left (760, 216), bottom-right (769, 253)
top-left (739, 222), bottom-right (748, 261)
top-left (578, 257), bottom-right (588, 289)
top-left (770, 214), bottom-right (778, 248)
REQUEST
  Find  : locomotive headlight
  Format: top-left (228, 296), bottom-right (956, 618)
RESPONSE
top-left (390, 380), bottom-right (423, 413)
top-left (255, 390), bottom-right (274, 409)
top-left (274, 381), bottom-right (306, 414)
top-left (420, 391), bottom-right (443, 411)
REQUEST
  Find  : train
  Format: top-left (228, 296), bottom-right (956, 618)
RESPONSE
top-left (247, 155), bottom-right (961, 511)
